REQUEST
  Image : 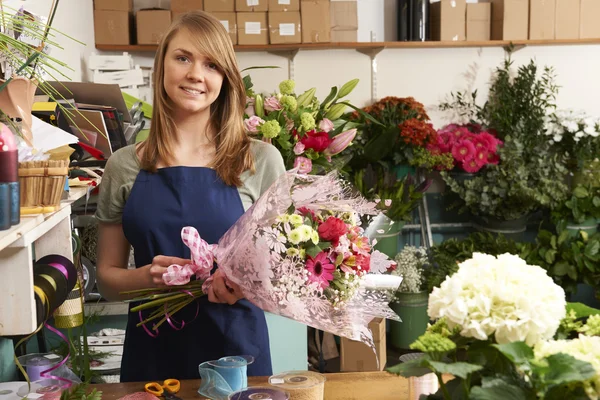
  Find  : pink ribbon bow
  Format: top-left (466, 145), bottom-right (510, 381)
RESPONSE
top-left (162, 227), bottom-right (216, 285)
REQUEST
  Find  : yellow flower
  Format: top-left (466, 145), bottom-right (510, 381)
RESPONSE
top-left (289, 214), bottom-right (304, 226)
top-left (286, 248), bottom-right (300, 257)
top-left (288, 229), bottom-right (302, 245)
top-left (311, 231), bottom-right (319, 245)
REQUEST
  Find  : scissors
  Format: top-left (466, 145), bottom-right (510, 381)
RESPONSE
top-left (144, 379), bottom-right (182, 400)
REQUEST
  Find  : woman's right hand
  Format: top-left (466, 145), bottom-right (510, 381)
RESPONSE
top-left (147, 255), bottom-right (192, 287)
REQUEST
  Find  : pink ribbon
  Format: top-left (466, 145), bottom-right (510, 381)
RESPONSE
top-left (162, 227), bottom-right (216, 286)
top-left (40, 322), bottom-right (73, 389)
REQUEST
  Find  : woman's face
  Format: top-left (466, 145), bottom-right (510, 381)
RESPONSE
top-left (163, 30), bottom-right (225, 117)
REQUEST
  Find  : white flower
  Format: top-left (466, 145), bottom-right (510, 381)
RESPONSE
top-left (428, 252), bottom-right (566, 346)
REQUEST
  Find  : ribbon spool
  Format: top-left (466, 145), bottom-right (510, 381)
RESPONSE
top-left (36, 254), bottom-right (84, 328)
top-left (268, 371), bottom-right (325, 400)
top-left (228, 386), bottom-right (290, 400)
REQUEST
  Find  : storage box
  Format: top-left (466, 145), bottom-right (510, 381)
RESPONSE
top-left (331, 28), bottom-right (357, 41)
top-left (171, 0), bottom-right (203, 18)
top-left (490, 0), bottom-right (529, 40)
top-left (555, 0), bottom-right (579, 39)
top-left (330, 0), bottom-right (357, 30)
top-left (580, 0), bottom-right (600, 38)
top-left (430, 0), bottom-right (467, 41)
top-left (237, 12), bottom-right (269, 44)
top-left (136, 9), bottom-right (172, 45)
top-left (529, 0), bottom-right (555, 39)
top-left (301, 0), bottom-right (331, 42)
top-left (268, 11), bottom-right (301, 43)
top-left (94, 10), bottom-right (133, 45)
top-left (340, 318), bottom-right (386, 372)
top-left (205, 0), bottom-right (235, 11)
top-left (212, 12), bottom-right (238, 44)
top-left (269, 0), bottom-right (300, 11)
top-left (94, 0), bottom-right (133, 11)
top-left (467, 2), bottom-right (491, 40)
top-left (236, 0), bottom-right (269, 11)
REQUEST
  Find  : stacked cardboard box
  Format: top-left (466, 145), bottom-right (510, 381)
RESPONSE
top-left (330, 0), bottom-right (358, 42)
top-left (269, 0), bottom-right (302, 44)
top-left (301, 0), bottom-right (331, 42)
top-left (467, 2), bottom-right (491, 41)
top-left (136, 9), bottom-right (172, 45)
top-left (93, 0), bottom-right (134, 45)
top-left (171, 0), bottom-right (204, 19)
top-left (430, 0), bottom-right (467, 41)
top-left (340, 318), bottom-right (386, 372)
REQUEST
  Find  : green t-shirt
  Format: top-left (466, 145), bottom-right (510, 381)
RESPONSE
top-left (95, 139), bottom-right (286, 224)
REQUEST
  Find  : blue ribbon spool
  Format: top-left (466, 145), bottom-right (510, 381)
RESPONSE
top-left (198, 355), bottom-right (254, 400)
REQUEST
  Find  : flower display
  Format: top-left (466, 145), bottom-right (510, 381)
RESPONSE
top-left (431, 123), bottom-right (503, 173)
top-left (244, 77), bottom-right (362, 174)
top-left (428, 253), bottom-right (566, 345)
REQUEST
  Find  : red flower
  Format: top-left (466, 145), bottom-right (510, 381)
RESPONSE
top-left (297, 207), bottom-right (317, 222)
top-left (300, 130), bottom-right (333, 153)
top-left (318, 216), bottom-right (348, 245)
top-left (355, 254), bottom-right (371, 273)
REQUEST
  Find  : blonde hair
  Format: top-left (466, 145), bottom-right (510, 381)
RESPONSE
top-left (140, 11), bottom-right (253, 187)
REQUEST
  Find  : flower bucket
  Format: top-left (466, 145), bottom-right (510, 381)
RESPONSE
top-left (366, 213), bottom-right (405, 259)
top-left (565, 218), bottom-right (599, 238)
top-left (389, 291), bottom-right (429, 350)
top-left (439, 170), bottom-right (476, 223)
top-left (0, 77), bottom-right (37, 147)
top-left (471, 214), bottom-right (530, 242)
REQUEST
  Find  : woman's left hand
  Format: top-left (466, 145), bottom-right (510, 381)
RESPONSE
top-left (207, 269), bottom-right (244, 305)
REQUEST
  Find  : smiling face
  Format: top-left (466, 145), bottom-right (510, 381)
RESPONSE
top-left (163, 29), bottom-right (225, 118)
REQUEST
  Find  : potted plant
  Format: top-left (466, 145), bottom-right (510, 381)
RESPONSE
top-left (439, 54), bottom-right (569, 238)
top-left (551, 184), bottom-right (600, 237)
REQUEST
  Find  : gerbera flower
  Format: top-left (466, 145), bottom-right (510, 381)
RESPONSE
top-left (305, 252), bottom-right (335, 290)
top-left (452, 140), bottom-right (476, 162)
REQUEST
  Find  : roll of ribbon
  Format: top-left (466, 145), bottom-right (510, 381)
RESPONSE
top-left (37, 255), bottom-right (77, 290)
top-left (35, 264), bottom-right (69, 311)
top-left (228, 386), bottom-right (290, 400)
top-left (268, 371), bottom-right (325, 400)
top-left (198, 355), bottom-right (255, 400)
top-left (16, 354), bottom-right (63, 383)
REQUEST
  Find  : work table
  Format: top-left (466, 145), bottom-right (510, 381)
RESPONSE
top-left (91, 371), bottom-right (409, 399)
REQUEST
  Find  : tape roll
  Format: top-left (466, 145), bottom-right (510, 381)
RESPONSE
top-left (229, 386), bottom-right (290, 400)
top-left (268, 371), bottom-right (325, 400)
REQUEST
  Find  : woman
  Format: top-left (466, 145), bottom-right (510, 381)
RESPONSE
top-left (95, 11), bottom-right (285, 382)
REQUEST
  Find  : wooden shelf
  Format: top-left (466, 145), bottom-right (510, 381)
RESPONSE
top-left (95, 39), bottom-right (600, 53)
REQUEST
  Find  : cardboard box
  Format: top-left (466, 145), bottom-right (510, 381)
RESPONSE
top-left (340, 318), bottom-right (386, 372)
top-left (430, 0), bottom-right (467, 41)
top-left (580, 0), bottom-right (600, 38)
top-left (95, 0), bottom-right (133, 11)
top-left (268, 11), bottom-right (301, 43)
top-left (490, 0), bottom-right (529, 40)
top-left (212, 12), bottom-right (238, 44)
top-left (171, 0), bottom-right (204, 13)
top-left (269, 0), bottom-right (300, 11)
top-left (236, 0), bottom-right (269, 11)
top-left (555, 0), bottom-right (579, 39)
top-left (94, 10), bottom-right (133, 45)
top-left (205, 0), bottom-right (235, 11)
top-left (301, 0), bottom-right (331, 42)
top-left (467, 2), bottom-right (491, 40)
top-left (330, 0), bottom-right (358, 30)
top-left (331, 29), bottom-right (357, 41)
top-left (136, 9), bottom-right (172, 45)
top-left (529, 0), bottom-right (555, 39)
top-left (237, 12), bottom-right (269, 44)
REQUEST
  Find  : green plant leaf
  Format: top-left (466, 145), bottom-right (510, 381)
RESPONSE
top-left (573, 186), bottom-right (589, 198)
top-left (336, 78), bottom-right (359, 99)
top-left (553, 261), bottom-right (569, 277)
top-left (540, 353), bottom-right (597, 386)
top-left (362, 126), bottom-right (398, 162)
top-left (566, 302), bottom-right (600, 319)
top-left (584, 240), bottom-right (599, 258)
top-left (386, 358), bottom-right (433, 378)
top-left (492, 342), bottom-right (534, 365)
top-left (428, 361), bottom-right (482, 379)
top-left (320, 86), bottom-right (338, 110)
top-left (545, 248), bottom-right (557, 264)
top-left (470, 380), bottom-right (529, 400)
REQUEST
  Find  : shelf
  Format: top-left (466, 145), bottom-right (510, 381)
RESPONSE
top-left (0, 186), bottom-right (91, 336)
top-left (95, 39), bottom-right (600, 53)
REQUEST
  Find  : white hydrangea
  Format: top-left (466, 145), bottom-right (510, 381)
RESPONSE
top-left (543, 109), bottom-right (600, 144)
top-left (534, 334), bottom-right (600, 399)
top-left (428, 253), bottom-right (566, 346)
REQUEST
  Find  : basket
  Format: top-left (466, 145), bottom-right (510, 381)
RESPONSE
top-left (18, 160), bottom-right (69, 209)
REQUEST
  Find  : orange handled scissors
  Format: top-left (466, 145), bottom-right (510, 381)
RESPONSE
top-left (144, 379), bottom-right (182, 400)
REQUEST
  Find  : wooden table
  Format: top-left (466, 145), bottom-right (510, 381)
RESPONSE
top-left (92, 371), bottom-right (410, 399)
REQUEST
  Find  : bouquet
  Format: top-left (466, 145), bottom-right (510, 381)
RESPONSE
top-left (123, 171), bottom-right (403, 347)
top-left (430, 123), bottom-right (502, 173)
top-left (243, 77), bottom-right (366, 174)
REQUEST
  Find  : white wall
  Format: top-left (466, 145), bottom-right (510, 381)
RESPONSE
top-left (14, 0), bottom-right (600, 128)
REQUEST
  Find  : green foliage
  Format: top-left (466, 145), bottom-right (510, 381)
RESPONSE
top-left (59, 383), bottom-right (102, 400)
top-left (551, 184), bottom-right (600, 225)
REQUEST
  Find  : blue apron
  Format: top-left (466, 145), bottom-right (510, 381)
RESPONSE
top-left (120, 167), bottom-right (272, 382)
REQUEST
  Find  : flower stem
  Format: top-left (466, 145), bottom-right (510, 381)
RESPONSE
top-left (436, 373), bottom-right (451, 400)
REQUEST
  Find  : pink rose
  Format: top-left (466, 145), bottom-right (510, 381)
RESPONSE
top-left (264, 96), bottom-right (282, 112)
top-left (293, 142), bottom-right (306, 155)
top-left (244, 115), bottom-right (264, 133)
top-left (294, 156), bottom-right (312, 174)
top-left (245, 96), bottom-right (255, 116)
top-left (318, 118), bottom-right (334, 133)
